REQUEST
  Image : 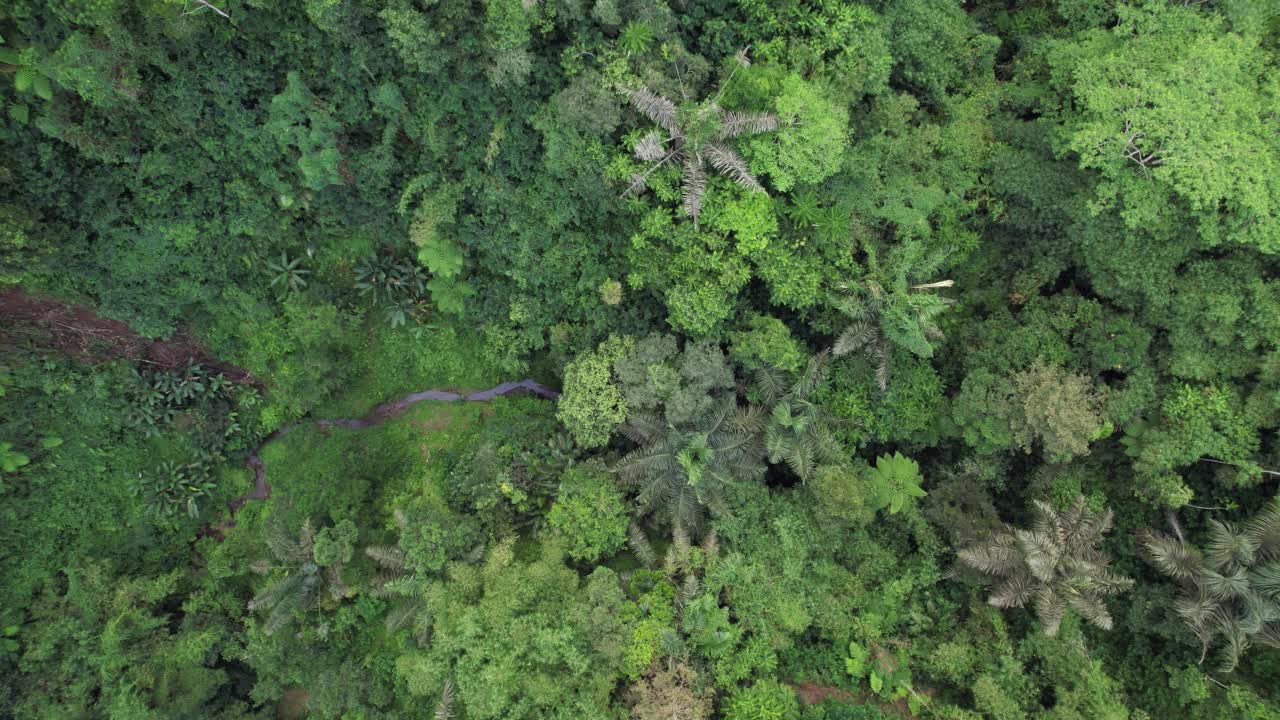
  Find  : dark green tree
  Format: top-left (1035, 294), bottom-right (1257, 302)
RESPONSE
top-left (614, 398), bottom-right (765, 534)
top-left (753, 350), bottom-right (844, 483)
top-left (248, 517), bottom-right (354, 636)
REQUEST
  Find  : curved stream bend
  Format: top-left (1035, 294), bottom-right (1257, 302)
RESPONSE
top-left (227, 380), bottom-right (559, 514)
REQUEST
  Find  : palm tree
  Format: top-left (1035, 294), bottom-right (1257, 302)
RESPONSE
top-left (614, 398), bottom-right (765, 534)
top-left (364, 509), bottom-right (433, 646)
top-left (958, 496), bottom-right (1133, 636)
top-left (832, 241), bottom-right (954, 390)
top-left (623, 87), bottom-right (777, 221)
top-left (248, 517), bottom-right (351, 635)
top-left (753, 350), bottom-right (844, 483)
top-left (1140, 498), bottom-right (1280, 671)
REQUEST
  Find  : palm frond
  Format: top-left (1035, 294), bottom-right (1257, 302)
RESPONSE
top-left (619, 412), bottom-right (668, 446)
top-left (833, 320), bottom-right (876, 358)
top-left (624, 172), bottom-right (649, 197)
top-left (958, 535), bottom-right (1024, 575)
top-left (1034, 586), bottom-right (1067, 636)
top-left (1206, 520), bottom-right (1259, 573)
top-left (1067, 589), bottom-right (1115, 631)
top-left (629, 522), bottom-right (658, 569)
top-left (365, 545), bottom-right (406, 570)
top-left (627, 88), bottom-right (679, 133)
top-left (753, 365), bottom-right (790, 406)
top-left (634, 131), bottom-right (666, 162)
top-left (704, 143), bottom-right (764, 192)
top-left (874, 343), bottom-right (892, 392)
top-left (794, 350), bottom-right (830, 400)
top-left (1203, 568), bottom-right (1251, 599)
top-left (1139, 530), bottom-right (1204, 582)
top-left (718, 110), bottom-right (778, 138)
top-left (1247, 497), bottom-right (1280, 559)
top-left (248, 574), bottom-right (302, 614)
top-left (435, 679), bottom-right (455, 720)
top-left (1249, 562), bottom-right (1280, 600)
top-left (681, 155), bottom-right (708, 219)
top-left (386, 599), bottom-right (423, 634)
top-left (988, 572), bottom-right (1035, 608)
top-left (1016, 528), bottom-right (1063, 583)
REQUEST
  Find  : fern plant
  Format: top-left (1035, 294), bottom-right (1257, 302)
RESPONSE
top-left (1140, 498), bottom-right (1280, 672)
top-left (753, 351), bottom-right (844, 483)
top-left (958, 496), bottom-right (1133, 636)
top-left (622, 87), bottom-right (777, 222)
top-left (866, 452), bottom-right (927, 515)
top-left (614, 398), bottom-right (765, 534)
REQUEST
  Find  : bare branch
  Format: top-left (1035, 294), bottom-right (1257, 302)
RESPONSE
top-left (184, 0), bottom-right (230, 18)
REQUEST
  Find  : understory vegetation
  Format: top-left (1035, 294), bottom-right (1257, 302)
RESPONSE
top-left (1, 0), bottom-right (1278, 718)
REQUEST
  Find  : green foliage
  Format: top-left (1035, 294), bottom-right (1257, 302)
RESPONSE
top-left (267, 252), bottom-right (311, 294)
top-left (547, 460), bottom-right (630, 563)
top-left (615, 334), bottom-right (735, 428)
top-left (627, 659), bottom-right (714, 720)
top-left (1041, 1), bottom-right (1280, 252)
top-left (622, 86), bottom-right (777, 221)
top-left (725, 678), bottom-right (800, 720)
top-left (353, 249), bottom-right (430, 327)
top-left (248, 517), bottom-right (354, 636)
top-left (393, 541), bottom-right (632, 720)
top-left (615, 398), bottom-right (765, 534)
top-left (745, 74), bottom-right (849, 192)
top-left (866, 452), bottom-right (926, 515)
top-left (954, 359), bottom-right (1109, 463)
top-left (832, 241), bottom-right (954, 390)
top-left (132, 457), bottom-right (220, 522)
top-left (557, 334), bottom-right (634, 449)
top-left (756, 352), bottom-right (844, 483)
top-left (1124, 385), bottom-right (1263, 505)
top-left (265, 72), bottom-right (343, 192)
top-left (0, 441), bottom-right (30, 473)
top-left (403, 182), bottom-right (473, 316)
top-left (3, 0), bottom-right (1279, 716)
top-left (846, 642), bottom-right (914, 702)
top-left (729, 313), bottom-right (806, 374)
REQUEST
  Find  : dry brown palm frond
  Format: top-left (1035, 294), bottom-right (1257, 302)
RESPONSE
top-left (634, 131), bottom-right (667, 162)
top-left (704, 143), bottom-right (764, 192)
top-left (681, 156), bottom-right (708, 219)
top-left (719, 110), bottom-right (778, 139)
top-left (627, 88), bottom-right (679, 133)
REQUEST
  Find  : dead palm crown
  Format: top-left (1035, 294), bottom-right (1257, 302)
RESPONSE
top-left (623, 87), bottom-right (778, 221)
top-left (1140, 498), bottom-right (1280, 672)
top-left (958, 496), bottom-right (1134, 636)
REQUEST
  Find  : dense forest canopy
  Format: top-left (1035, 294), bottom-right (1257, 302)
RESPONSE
top-left (1, 0), bottom-right (1279, 718)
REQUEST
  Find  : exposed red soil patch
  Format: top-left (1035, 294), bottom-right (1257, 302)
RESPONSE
top-left (0, 286), bottom-right (260, 386)
top-left (793, 681), bottom-right (854, 705)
